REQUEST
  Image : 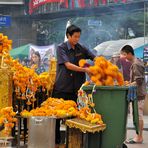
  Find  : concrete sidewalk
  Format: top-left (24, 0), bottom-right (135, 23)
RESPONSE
top-left (126, 130), bottom-right (148, 148)
top-left (126, 115), bottom-right (148, 148)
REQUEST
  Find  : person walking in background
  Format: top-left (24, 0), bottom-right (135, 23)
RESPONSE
top-left (52, 24), bottom-right (95, 146)
top-left (121, 45), bottom-right (146, 144)
top-left (110, 51), bottom-right (131, 81)
top-left (119, 52), bottom-right (132, 81)
top-left (30, 51), bottom-right (45, 74)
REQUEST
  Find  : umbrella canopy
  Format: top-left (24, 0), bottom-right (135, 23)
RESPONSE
top-left (10, 44), bottom-right (30, 59)
top-left (94, 40), bottom-right (116, 56)
top-left (102, 40), bottom-right (127, 56)
top-left (125, 37), bottom-right (146, 49)
top-left (94, 37), bottom-right (148, 58)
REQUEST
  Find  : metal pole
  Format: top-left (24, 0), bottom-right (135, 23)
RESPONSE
top-left (17, 117), bottom-right (21, 148)
top-left (144, 2), bottom-right (146, 45)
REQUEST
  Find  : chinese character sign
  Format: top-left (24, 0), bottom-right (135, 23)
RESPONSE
top-left (0, 16), bottom-right (11, 27)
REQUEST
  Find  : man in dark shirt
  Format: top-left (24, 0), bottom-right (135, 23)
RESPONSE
top-left (52, 25), bottom-right (95, 145)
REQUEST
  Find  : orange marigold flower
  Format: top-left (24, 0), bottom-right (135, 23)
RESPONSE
top-left (79, 59), bottom-right (87, 67)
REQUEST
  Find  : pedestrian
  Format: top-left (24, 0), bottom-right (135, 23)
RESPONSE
top-left (119, 52), bottom-right (132, 81)
top-left (121, 45), bottom-right (146, 144)
top-left (110, 52), bottom-right (132, 81)
top-left (52, 24), bottom-right (95, 146)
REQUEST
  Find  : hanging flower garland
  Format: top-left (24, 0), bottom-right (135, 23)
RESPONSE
top-left (0, 107), bottom-right (17, 136)
top-left (0, 33), bottom-right (49, 109)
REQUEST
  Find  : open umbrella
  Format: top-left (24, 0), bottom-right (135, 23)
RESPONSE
top-left (102, 40), bottom-right (127, 56)
top-left (10, 44), bottom-right (30, 59)
top-left (94, 40), bottom-right (116, 56)
top-left (94, 37), bottom-right (148, 58)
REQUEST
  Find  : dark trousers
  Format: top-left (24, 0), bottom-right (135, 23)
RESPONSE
top-left (52, 90), bottom-right (77, 144)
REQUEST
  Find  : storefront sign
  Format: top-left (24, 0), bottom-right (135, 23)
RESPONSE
top-left (29, 0), bottom-right (64, 14)
top-left (0, 15), bottom-right (11, 27)
top-left (32, 0), bottom-right (63, 9)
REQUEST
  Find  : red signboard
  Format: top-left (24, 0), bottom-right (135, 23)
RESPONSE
top-left (29, 0), bottom-right (64, 14)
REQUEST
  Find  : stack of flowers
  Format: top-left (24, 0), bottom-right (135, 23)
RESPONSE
top-left (21, 97), bottom-right (78, 118)
top-left (21, 97), bottom-right (104, 125)
top-left (79, 56), bottom-right (124, 86)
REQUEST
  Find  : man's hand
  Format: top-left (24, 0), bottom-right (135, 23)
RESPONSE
top-left (84, 68), bottom-right (92, 76)
top-left (65, 62), bottom-right (92, 74)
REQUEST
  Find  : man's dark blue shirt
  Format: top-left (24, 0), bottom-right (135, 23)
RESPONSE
top-left (53, 41), bottom-right (95, 93)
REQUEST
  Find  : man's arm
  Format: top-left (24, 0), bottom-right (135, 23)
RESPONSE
top-left (65, 62), bottom-right (91, 75)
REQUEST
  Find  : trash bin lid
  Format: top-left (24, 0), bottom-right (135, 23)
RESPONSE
top-left (82, 85), bottom-right (128, 91)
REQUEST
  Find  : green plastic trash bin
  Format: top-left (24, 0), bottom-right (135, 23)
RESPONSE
top-left (82, 85), bottom-right (138, 148)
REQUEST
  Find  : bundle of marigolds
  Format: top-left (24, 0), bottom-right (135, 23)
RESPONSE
top-left (21, 97), bottom-right (104, 125)
top-left (78, 107), bottom-right (103, 124)
top-left (0, 107), bottom-right (17, 136)
top-left (79, 56), bottom-right (124, 86)
top-left (0, 33), bottom-right (12, 55)
top-left (0, 33), bottom-right (12, 69)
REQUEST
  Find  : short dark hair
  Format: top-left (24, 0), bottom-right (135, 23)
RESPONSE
top-left (66, 25), bottom-right (81, 37)
top-left (121, 45), bottom-right (135, 55)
